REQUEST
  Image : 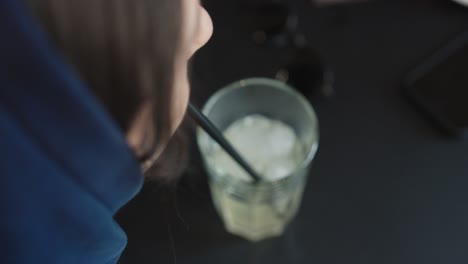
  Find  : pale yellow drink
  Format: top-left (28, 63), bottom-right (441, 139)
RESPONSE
top-left (204, 115), bottom-right (308, 241)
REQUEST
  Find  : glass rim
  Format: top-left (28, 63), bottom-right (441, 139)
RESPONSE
top-left (197, 77), bottom-right (320, 185)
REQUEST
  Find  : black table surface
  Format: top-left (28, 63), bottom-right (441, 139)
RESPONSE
top-left (117, 1), bottom-right (468, 263)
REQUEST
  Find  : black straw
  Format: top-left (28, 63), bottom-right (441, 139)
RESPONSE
top-left (188, 103), bottom-right (262, 182)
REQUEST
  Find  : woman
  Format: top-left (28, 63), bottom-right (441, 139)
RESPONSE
top-left (0, 0), bottom-right (212, 263)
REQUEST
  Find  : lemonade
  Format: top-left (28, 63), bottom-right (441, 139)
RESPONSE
top-left (197, 78), bottom-right (319, 241)
top-left (205, 115), bottom-right (308, 241)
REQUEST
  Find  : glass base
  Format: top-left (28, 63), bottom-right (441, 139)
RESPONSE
top-left (225, 221), bottom-right (285, 242)
top-left (210, 182), bottom-right (304, 242)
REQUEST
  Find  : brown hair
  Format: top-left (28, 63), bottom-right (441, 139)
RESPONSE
top-left (27, 0), bottom-right (183, 156)
top-left (26, 0), bottom-right (187, 179)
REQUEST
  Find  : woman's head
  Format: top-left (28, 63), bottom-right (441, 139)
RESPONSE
top-left (27, 0), bottom-right (213, 171)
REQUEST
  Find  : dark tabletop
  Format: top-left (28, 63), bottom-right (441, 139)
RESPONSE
top-left (117, 1), bottom-right (468, 263)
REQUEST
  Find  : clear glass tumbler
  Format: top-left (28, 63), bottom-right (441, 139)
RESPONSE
top-left (197, 78), bottom-right (319, 241)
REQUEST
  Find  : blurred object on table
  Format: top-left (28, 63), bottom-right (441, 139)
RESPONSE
top-left (452, 0), bottom-right (468, 7)
top-left (312, 0), bottom-right (370, 6)
top-left (246, 1), bottom-right (335, 101)
top-left (250, 2), bottom-right (297, 48)
top-left (276, 47), bottom-right (335, 101)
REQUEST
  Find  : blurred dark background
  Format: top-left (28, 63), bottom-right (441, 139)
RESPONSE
top-left (117, 0), bottom-right (468, 263)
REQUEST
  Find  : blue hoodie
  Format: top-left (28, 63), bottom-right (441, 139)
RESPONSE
top-left (0, 0), bottom-right (144, 263)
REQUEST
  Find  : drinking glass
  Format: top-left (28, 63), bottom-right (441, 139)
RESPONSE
top-left (197, 78), bottom-right (319, 241)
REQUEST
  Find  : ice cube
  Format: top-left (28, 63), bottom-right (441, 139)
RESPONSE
top-left (209, 115), bottom-right (304, 182)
